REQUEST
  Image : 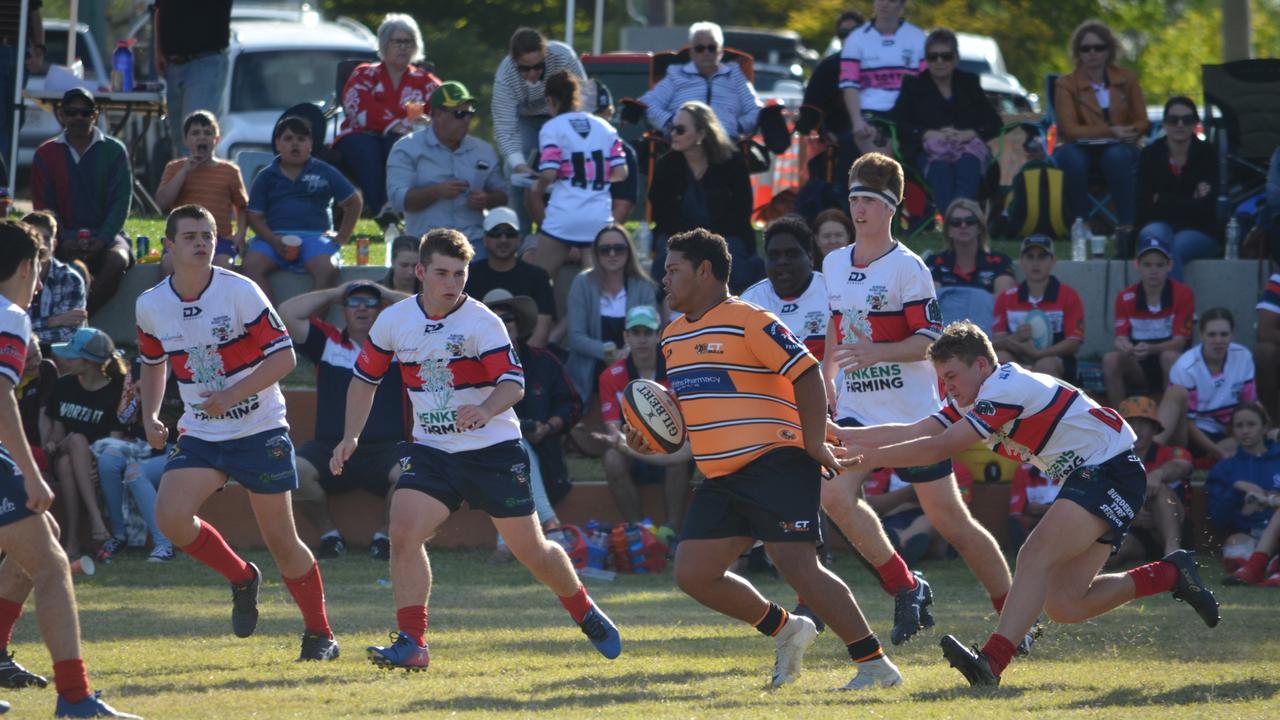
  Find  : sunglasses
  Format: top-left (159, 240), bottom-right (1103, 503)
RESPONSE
top-left (344, 295), bottom-right (380, 308)
top-left (596, 244), bottom-right (629, 256)
top-left (692, 43), bottom-right (719, 54)
top-left (671, 124), bottom-right (689, 136)
top-left (449, 108), bottom-right (476, 120)
top-left (1079, 43), bottom-right (1109, 54)
top-left (1164, 113), bottom-right (1197, 127)
top-left (948, 216), bottom-right (980, 228)
top-left (926, 52), bottom-right (956, 62)
top-left (388, 38), bottom-right (416, 49)
top-left (62, 107), bottom-right (94, 118)
top-left (486, 229), bottom-right (519, 239)
top-left (516, 60), bottom-right (546, 74)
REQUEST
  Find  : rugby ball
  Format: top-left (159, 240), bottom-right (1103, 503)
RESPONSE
top-left (621, 379), bottom-right (686, 454)
top-left (1025, 309), bottom-right (1053, 350)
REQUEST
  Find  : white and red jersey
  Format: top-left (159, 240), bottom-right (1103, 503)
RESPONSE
top-left (354, 295), bottom-right (522, 452)
top-left (1258, 272), bottom-right (1280, 315)
top-left (135, 268), bottom-right (291, 442)
top-left (1168, 343), bottom-right (1256, 436)
top-left (934, 363), bottom-right (1137, 483)
top-left (0, 294), bottom-right (28, 390)
top-left (740, 272), bottom-right (829, 360)
top-left (838, 19), bottom-right (927, 113)
top-left (537, 111), bottom-right (626, 244)
top-left (823, 242), bottom-right (943, 424)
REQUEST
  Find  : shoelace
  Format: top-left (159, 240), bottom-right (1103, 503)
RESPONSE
top-left (579, 612), bottom-right (607, 641)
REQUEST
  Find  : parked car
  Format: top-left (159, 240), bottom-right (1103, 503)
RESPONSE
top-left (957, 32), bottom-right (1039, 115)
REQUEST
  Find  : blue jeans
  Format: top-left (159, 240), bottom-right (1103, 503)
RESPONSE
top-left (1138, 221), bottom-right (1219, 281)
top-left (164, 51), bottom-right (229, 157)
top-left (95, 444), bottom-right (171, 548)
top-left (922, 153), bottom-right (983, 213)
top-left (1053, 142), bottom-right (1139, 225)
top-left (0, 46), bottom-right (25, 172)
top-left (335, 131), bottom-right (400, 214)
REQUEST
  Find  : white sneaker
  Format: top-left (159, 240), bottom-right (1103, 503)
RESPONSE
top-left (841, 655), bottom-right (904, 690)
top-left (148, 544), bottom-right (175, 563)
top-left (770, 615), bottom-right (818, 688)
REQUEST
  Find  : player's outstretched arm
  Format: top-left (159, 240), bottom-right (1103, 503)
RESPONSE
top-left (197, 348), bottom-right (296, 419)
top-left (832, 416), bottom-right (942, 449)
top-left (331, 379), bottom-right (378, 475)
top-left (853, 418), bottom-right (981, 472)
top-left (139, 360), bottom-right (170, 449)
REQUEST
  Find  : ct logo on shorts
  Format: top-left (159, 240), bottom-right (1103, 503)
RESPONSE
top-left (778, 520), bottom-right (811, 533)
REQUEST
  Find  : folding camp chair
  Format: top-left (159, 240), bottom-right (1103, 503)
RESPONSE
top-left (1043, 74), bottom-right (1118, 229)
top-left (1201, 59), bottom-right (1280, 226)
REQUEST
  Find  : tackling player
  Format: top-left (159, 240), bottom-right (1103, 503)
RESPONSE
top-left (332, 228), bottom-right (620, 671)
top-left (833, 321), bottom-right (1220, 686)
top-left (137, 205), bottom-right (337, 662)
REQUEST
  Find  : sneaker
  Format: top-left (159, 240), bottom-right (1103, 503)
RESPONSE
top-left (231, 562), bottom-right (261, 638)
top-left (367, 631), bottom-right (430, 671)
top-left (791, 602), bottom-right (825, 635)
top-left (94, 538), bottom-right (125, 564)
top-left (1261, 572), bottom-right (1280, 588)
top-left (317, 534), bottom-right (347, 559)
top-left (891, 572), bottom-right (933, 645)
top-left (1164, 550), bottom-right (1220, 628)
top-left (770, 615), bottom-right (818, 688)
top-left (54, 690), bottom-right (142, 718)
top-left (147, 544), bottom-right (175, 563)
top-left (0, 650), bottom-right (47, 689)
top-left (298, 631), bottom-right (340, 661)
top-left (577, 603), bottom-right (622, 660)
top-left (369, 536), bottom-right (390, 561)
top-left (840, 655), bottom-right (904, 690)
top-left (1015, 621), bottom-right (1044, 657)
top-left (940, 635), bottom-right (999, 687)
top-left (1, 698), bottom-right (8, 714)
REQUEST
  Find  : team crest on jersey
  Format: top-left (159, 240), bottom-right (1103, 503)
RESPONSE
top-left (865, 285), bottom-right (888, 312)
top-left (445, 334), bottom-right (466, 358)
top-left (926, 298), bottom-right (943, 324)
top-left (210, 315), bottom-right (233, 343)
top-left (804, 311), bottom-right (825, 337)
top-left (569, 117), bottom-right (592, 138)
top-left (974, 400), bottom-right (996, 416)
top-left (265, 434), bottom-right (290, 461)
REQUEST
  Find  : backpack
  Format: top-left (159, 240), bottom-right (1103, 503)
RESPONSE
top-left (997, 160), bottom-right (1070, 240)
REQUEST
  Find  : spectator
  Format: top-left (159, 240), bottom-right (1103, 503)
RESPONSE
top-left (890, 28), bottom-right (1002, 212)
top-left (530, 71), bottom-right (627, 282)
top-left (638, 21), bottom-right (762, 142)
top-left (1156, 308), bottom-right (1256, 461)
top-left (22, 210), bottom-right (86, 350)
top-left (991, 235), bottom-right (1084, 380)
top-left (465, 207), bottom-right (554, 348)
top-left (1102, 236), bottom-right (1194, 407)
top-left (1210, 403), bottom-right (1280, 585)
top-left (863, 468), bottom-right (934, 567)
top-left (492, 27), bottom-right (587, 180)
top-left (280, 281), bottom-right (410, 561)
top-left (593, 80), bottom-right (638, 222)
top-left (929, 198), bottom-right (1016, 295)
top-left (17, 338), bottom-right (56, 478)
top-left (335, 14), bottom-right (442, 223)
top-left (31, 88), bottom-right (133, 315)
top-left (1136, 96), bottom-right (1219, 280)
top-left (1107, 396), bottom-right (1192, 569)
top-left (598, 305), bottom-right (693, 530)
top-left (799, 12), bottom-right (865, 208)
top-left (0, 0), bottom-right (41, 169)
top-left (1053, 19), bottom-right (1149, 248)
top-left (648, 101), bottom-right (759, 292)
top-left (44, 328), bottom-right (126, 558)
top-left (386, 81), bottom-right (509, 252)
top-left (825, 9), bottom-right (866, 57)
top-left (242, 115), bottom-right (362, 299)
top-left (565, 225), bottom-right (658, 400)
top-left (1257, 270), bottom-right (1280, 420)
top-left (740, 215), bottom-right (828, 359)
top-left (382, 234), bottom-right (422, 294)
top-left (154, 0), bottom-right (232, 158)
top-left (1007, 463), bottom-right (1063, 552)
top-left (155, 111), bottom-right (249, 271)
top-left (813, 208), bottom-right (855, 261)
top-left (839, 0), bottom-right (925, 154)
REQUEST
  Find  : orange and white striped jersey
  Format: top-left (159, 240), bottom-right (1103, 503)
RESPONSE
top-left (661, 297), bottom-right (817, 478)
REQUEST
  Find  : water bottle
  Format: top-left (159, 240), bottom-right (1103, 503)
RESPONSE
top-left (625, 525), bottom-right (648, 574)
top-left (584, 520), bottom-right (608, 570)
top-left (111, 40), bottom-right (136, 92)
top-left (1070, 218), bottom-right (1086, 262)
top-left (1224, 217), bottom-right (1240, 260)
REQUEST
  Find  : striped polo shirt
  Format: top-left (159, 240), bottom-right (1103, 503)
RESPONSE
top-left (159, 159), bottom-right (249, 238)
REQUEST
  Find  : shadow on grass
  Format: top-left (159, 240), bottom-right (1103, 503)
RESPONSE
top-left (114, 672), bottom-right (373, 696)
top-left (1064, 679), bottom-right (1280, 708)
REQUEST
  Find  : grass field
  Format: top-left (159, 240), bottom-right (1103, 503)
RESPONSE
top-left (5, 550), bottom-right (1277, 718)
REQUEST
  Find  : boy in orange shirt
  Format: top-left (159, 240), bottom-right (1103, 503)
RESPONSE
top-left (156, 111), bottom-right (249, 272)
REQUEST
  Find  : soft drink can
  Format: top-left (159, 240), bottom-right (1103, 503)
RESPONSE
top-left (355, 235), bottom-right (370, 265)
top-left (137, 235), bottom-right (150, 257)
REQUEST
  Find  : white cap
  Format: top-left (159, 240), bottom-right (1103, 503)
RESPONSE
top-left (483, 207), bottom-right (520, 233)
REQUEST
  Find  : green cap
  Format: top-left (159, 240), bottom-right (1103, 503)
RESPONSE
top-left (431, 81), bottom-right (475, 109)
top-left (625, 305), bottom-right (660, 331)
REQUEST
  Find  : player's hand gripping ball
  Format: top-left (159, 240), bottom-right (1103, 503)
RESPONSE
top-left (621, 379), bottom-right (686, 454)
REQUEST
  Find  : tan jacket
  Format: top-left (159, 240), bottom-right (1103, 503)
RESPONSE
top-left (1054, 65), bottom-right (1149, 144)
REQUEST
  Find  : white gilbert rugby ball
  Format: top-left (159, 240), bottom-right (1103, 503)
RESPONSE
top-left (621, 378), bottom-right (686, 454)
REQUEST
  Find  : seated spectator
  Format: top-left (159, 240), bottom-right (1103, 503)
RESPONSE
top-left (1135, 96), bottom-right (1219, 279)
top-left (1102, 236), bottom-right (1193, 406)
top-left (740, 215), bottom-right (828, 359)
top-left (813, 208), bottom-right (854, 261)
top-left (335, 14), bottom-right (442, 224)
top-left (30, 88), bottom-right (133, 314)
top-left (839, 2), bottom-right (925, 155)
top-left (386, 81), bottom-right (509, 252)
top-left (17, 339), bottom-right (57, 478)
top-left (598, 305), bottom-right (693, 530)
top-left (44, 328), bottom-right (126, 557)
top-left (1156, 308), bottom-right (1256, 461)
top-left (530, 71), bottom-right (627, 282)
top-left (1254, 269), bottom-right (1279, 421)
top-left (800, 12), bottom-right (864, 184)
top-left (1106, 396), bottom-right (1192, 569)
top-left (890, 28), bottom-right (1001, 212)
top-left (465, 207), bottom-right (554, 347)
top-left (491, 27), bottom-right (587, 179)
top-left (280, 280), bottom-right (410, 561)
top-left (648, 101), bottom-right (759, 292)
top-left (638, 21), bottom-right (762, 142)
top-left (565, 225), bottom-right (658, 400)
top-left (155, 111), bottom-right (249, 271)
top-left (382, 234), bottom-right (423, 294)
top-left (991, 235), bottom-right (1084, 380)
top-left (242, 115), bottom-right (362, 298)
top-left (592, 80), bottom-right (638, 222)
top-left (863, 468), bottom-right (935, 567)
top-left (1053, 19), bottom-right (1149, 248)
top-left (1007, 463), bottom-right (1063, 552)
top-left (1210, 403), bottom-right (1280, 585)
top-left (22, 210), bottom-right (86, 351)
top-left (929, 198), bottom-right (1015, 295)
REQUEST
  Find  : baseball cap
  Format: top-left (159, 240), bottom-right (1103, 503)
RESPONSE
top-left (342, 280), bottom-right (382, 302)
top-left (593, 80), bottom-right (614, 113)
top-left (625, 305), bottom-right (660, 331)
top-left (483, 207), bottom-right (520, 233)
top-left (1136, 235), bottom-right (1172, 260)
top-left (51, 327), bottom-right (115, 364)
top-left (1118, 395), bottom-right (1163, 432)
top-left (1020, 234), bottom-right (1055, 256)
top-left (431, 81), bottom-right (475, 109)
top-left (61, 87), bottom-right (97, 109)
